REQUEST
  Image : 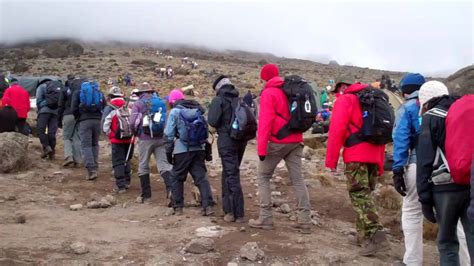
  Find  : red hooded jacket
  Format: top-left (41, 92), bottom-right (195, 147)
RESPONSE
top-left (1, 84), bottom-right (30, 118)
top-left (257, 76), bottom-right (303, 156)
top-left (103, 98), bottom-right (133, 144)
top-left (325, 83), bottom-right (385, 175)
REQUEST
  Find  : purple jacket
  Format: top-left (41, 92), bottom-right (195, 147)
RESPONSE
top-left (131, 93), bottom-right (161, 140)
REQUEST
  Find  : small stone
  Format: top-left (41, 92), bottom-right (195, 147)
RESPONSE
top-left (273, 176), bottom-right (283, 184)
top-left (70, 241), bottom-right (89, 255)
top-left (53, 171), bottom-right (63, 175)
top-left (122, 203), bottom-right (128, 208)
top-left (6, 195), bottom-right (16, 201)
top-left (15, 213), bottom-right (26, 224)
top-left (165, 208), bottom-right (175, 216)
top-left (289, 215), bottom-right (297, 221)
top-left (104, 194), bottom-right (117, 205)
top-left (272, 198), bottom-right (286, 207)
top-left (240, 242), bottom-right (264, 262)
top-left (271, 191), bottom-right (281, 197)
top-left (247, 193), bottom-right (253, 199)
top-left (86, 201), bottom-right (101, 209)
top-left (185, 238), bottom-right (215, 254)
top-left (279, 204), bottom-right (291, 214)
top-left (296, 237), bottom-right (306, 244)
top-left (239, 227), bottom-right (246, 232)
top-left (98, 198), bottom-right (112, 208)
top-left (227, 263), bottom-right (238, 266)
top-left (69, 204), bottom-right (83, 211)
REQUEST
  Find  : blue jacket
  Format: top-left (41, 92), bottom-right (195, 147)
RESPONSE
top-left (164, 100), bottom-right (205, 155)
top-left (392, 91), bottom-right (420, 172)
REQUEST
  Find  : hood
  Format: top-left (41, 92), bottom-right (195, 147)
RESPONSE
top-left (343, 83), bottom-right (368, 94)
top-left (425, 95), bottom-right (459, 111)
top-left (217, 84), bottom-right (239, 98)
top-left (110, 97), bottom-right (126, 108)
top-left (264, 76), bottom-right (284, 89)
top-left (176, 99), bottom-right (205, 114)
top-left (405, 90), bottom-right (419, 100)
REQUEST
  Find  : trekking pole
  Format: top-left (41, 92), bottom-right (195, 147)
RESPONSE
top-left (125, 134), bottom-right (135, 166)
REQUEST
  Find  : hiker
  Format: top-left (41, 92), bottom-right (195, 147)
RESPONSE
top-left (102, 86), bottom-right (134, 193)
top-left (0, 105), bottom-right (18, 133)
top-left (71, 80), bottom-right (106, 180)
top-left (101, 86), bottom-right (124, 130)
top-left (166, 66), bottom-right (173, 79)
top-left (164, 89), bottom-right (215, 216)
top-left (242, 90), bottom-right (254, 108)
top-left (417, 81), bottom-right (474, 265)
top-left (320, 87), bottom-right (329, 106)
top-left (36, 80), bottom-right (63, 159)
top-left (248, 64), bottom-right (312, 234)
top-left (325, 82), bottom-right (392, 256)
top-left (391, 73), bottom-right (429, 264)
top-left (130, 82), bottom-right (173, 204)
top-left (330, 75), bottom-right (355, 98)
top-left (59, 75), bottom-right (82, 167)
top-left (0, 74), bottom-right (9, 101)
top-left (124, 74), bottom-right (132, 86)
top-left (208, 76), bottom-right (256, 222)
top-left (1, 81), bottom-right (30, 135)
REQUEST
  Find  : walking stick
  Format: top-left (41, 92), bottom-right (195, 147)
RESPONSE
top-left (125, 134), bottom-right (135, 166)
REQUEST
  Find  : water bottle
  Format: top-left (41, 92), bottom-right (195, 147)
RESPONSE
top-left (291, 101), bottom-right (297, 112)
top-left (232, 120), bottom-right (238, 130)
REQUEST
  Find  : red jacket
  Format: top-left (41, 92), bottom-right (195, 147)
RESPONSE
top-left (257, 76), bottom-right (303, 156)
top-left (325, 83), bottom-right (385, 175)
top-left (1, 84), bottom-right (30, 118)
top-left (103, 98), bottom-right (133, 144)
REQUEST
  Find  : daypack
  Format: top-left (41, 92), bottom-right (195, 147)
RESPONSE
top-left (444, 95), bottom-right (474, 185)
top-left (79, 81), bottom-right (104, 113)
top-left (178, 106), bottom-right (208, 147)
top-left (230, 98), bottom-right (257, 141)
top-left (142, 95), bottom-right (167, 138)
top-left (276, 75), bottom-right (318, 139)
top-left (345, 87), bottom-right (395, 147)
top-left (114, 106), bottom-right (133, 140)
top-left (44, 80), bottom-right (62, 109)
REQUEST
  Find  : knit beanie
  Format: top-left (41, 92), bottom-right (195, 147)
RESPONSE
top-left (400, 73), bottom-right (425, 95)
top-left (212, 75), bottom-right (232, 91)
top-left (419, 81), bottom-right (449, 111)
top-left (260, 64), bottom-right (280, 81)
top-left (169, 89), bottom-right (184, 104)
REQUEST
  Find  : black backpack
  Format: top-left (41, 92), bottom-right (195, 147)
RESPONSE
top-left (276, 75), bottom-right (318, 139)
top-left (44, 80), bottom-right (62, 109)
top-left (230, 98), bottom-right (257, 141)
top-left (345, 87), bottom-right (395, 147)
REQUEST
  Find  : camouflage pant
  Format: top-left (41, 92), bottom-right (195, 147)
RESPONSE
top-left (345, 162), bottom-right (384, 238)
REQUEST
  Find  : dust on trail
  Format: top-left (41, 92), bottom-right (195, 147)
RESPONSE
top-left (0, 136), bottom-right (439, 265)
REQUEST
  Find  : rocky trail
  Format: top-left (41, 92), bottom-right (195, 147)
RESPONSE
top-left (0, 132), bottom-right (439, 265)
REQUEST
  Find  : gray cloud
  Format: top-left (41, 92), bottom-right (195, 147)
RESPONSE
top-left (1, 0), bottom-right (472, 76)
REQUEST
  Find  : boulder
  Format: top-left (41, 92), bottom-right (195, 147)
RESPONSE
top-left (69, 242), bottom-right (89, 255)
top-left (240, 242), bottom-right (264, 262)
top-left (0, 132), bottom-right (28, 173)
top-left (185, 238), bottom-right (215, 254)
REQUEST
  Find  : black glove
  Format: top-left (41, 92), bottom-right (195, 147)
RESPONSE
top-left (259, 156), bottom-right (266, 161)
top-left (166, 152), bottom-right (174, 165)
top-left (392, 169), bottom-right (406, 196)
top-left (422, 204), bottom-right (437, 223)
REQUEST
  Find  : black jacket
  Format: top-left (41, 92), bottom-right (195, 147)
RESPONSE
top-left (416, 95), bottom-right (468, 206)
top-left (208, 84), bottom-right (239, 135)
top-left (0, 106), bottom-right (18, 133)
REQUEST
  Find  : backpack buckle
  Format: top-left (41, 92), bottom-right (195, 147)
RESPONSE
top-left (304, 100), bottom-right (311, 112)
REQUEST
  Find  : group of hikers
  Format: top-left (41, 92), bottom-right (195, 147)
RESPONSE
top-left (0, 63), bottom-right (473, 264)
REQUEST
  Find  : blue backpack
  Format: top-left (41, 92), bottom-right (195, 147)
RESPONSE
top-left (142, 95), bottom-right (167, 138)
top-left (79, 81), bottom-right (104, 113)
top-left (178, 107), bottom-right (208, 147)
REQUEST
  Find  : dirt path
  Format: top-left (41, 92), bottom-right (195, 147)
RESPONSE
top-left (0, 136), bottom-right (439, 265)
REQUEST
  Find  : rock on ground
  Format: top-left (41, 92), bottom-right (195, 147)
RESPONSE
top-left (69, 242), bottom-right (89, 255)
top-left (240, 242), bottom-right (264, 262)
top-left (184, 238), bottom-right (215, 254)
top-left (279, 203), bottom-right (291, 214)
top-left (69, 204), bottom-right (83, 211)
top-left (0, 132), bottom-right (28, 173)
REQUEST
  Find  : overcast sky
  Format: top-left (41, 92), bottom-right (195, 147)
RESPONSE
top-left (0, 0), bottom-right (472, 76)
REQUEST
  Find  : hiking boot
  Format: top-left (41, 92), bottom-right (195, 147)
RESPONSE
top-left (292, 223), bottom-right (311, 234)
top-left (86, 171), bottom-right (98, 181)
top-left (113, 187), bottom-right (127, 194)
top-left (174, 207), bottom-right (184, 216)
top-left (41, 146), bottom-right (53, 159)
top-left (136, 196), bottom-right (151, 204)
top-left (48, 149), bottom-right (55, 160)
top-left (248, 217), bottom-right (274, 230)
top-left (63, 157), bottom-right (74, 167)
top-left (201, 206), bottom-right (215, 216)
top-left (235, 217), bottom-right (245, 223)
top-left (223, 213), bottom-right (235, 223)
top-left (359, 230), bottom-right (390, 256)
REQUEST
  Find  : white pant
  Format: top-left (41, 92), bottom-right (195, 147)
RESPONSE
top-left (401, 163), bottom-right (470, 266)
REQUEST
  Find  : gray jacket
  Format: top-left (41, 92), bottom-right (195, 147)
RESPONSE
top-left (36, 83), bottom-right (59, 115)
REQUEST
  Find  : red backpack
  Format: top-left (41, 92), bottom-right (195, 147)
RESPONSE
top-left (445, 95), bottom-right (474, 185)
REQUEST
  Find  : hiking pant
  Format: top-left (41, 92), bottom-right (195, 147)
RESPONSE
top-left (37, 113), bottom-right (58, 151)
top-left (16, 118), bottom-right (28, 135)
top-left (63, 114), bottom-right (82, 163)
top-left (344, 162), bottom-right (384, 239)
top-left (218, 134), bottom-right (246, 219)
top-left (79, 119), bottom-right (100, 173)
top-left (112, 143), bottom-right (133, 189)
top-left (171, 151), bottom-right (214, 209)
top-left (257, 142), bottom-right (311, 224)
top-left (433, 189), bottom-right (474, 266)
top-left (137, 138), bottom-right (173, 197)
top-left (401, 164), bottom-right (470, 266)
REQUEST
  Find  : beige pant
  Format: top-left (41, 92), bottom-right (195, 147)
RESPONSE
top-left (257, 142), bottom-right (311, 223)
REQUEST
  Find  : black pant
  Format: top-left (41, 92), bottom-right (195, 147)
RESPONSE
top-left (37, 113), bottom-right (58, 150)
top-left (171, 151), bottom-right (214, 209)
top-left (16, 118), bottom-right (28, 135)
top-left (433, 189), bottom-right (474, 265)
top-left (218, 134), bottom-right (246, 218)
top-left (111, 143), bottom-right (134, 189)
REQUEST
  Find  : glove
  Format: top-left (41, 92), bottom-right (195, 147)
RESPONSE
top-left (259, 156), bottom-right (266, 161)
top-left (392, 169), bottom-right (407, 196)
top-left (166, 152), bottom-right (174, 165)
top-left (58, 121), bottom-right (63, 129)
top-left (422, 204), bottom-right (437, 223)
